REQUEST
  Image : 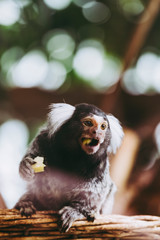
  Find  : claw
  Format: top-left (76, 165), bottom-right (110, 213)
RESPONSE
top-left (87, 214), bottom-right (95, 222)
top-left (58, 207), bottom-right (74, 232)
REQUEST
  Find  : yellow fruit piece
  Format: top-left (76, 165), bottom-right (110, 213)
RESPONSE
top-left (32, 156), bottom-right (46, 173)
top-left (82, 138), bottom-right (91, 145)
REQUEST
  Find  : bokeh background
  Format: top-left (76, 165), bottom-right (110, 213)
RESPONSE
top-left (0, 0), bottom-right (160, 216)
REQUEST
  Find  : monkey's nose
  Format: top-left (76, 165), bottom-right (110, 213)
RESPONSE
top-left (92, 127), bottom-right (99, 134)
top-left (92, 128), bottom-right (100, 135)
top-left (92, 129), bottom-right (102, 137)
top-left (92, 129), bottom-right (96, 134)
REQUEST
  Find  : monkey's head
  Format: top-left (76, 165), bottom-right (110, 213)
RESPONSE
top-left (73, 104), bottom-right (109, 155)
top-left (48, 103), bottom-right (124, 156)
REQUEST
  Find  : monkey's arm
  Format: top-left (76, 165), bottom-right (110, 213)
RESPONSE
top-left (19, 129), bottom-right (49, 181)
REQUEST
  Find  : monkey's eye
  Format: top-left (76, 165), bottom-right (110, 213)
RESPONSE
top-left (83, 120), bottom-right (93, 127)
top-left (101, 123), bottom-right (107, 130)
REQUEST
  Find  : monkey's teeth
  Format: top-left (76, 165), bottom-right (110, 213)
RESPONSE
top-left (82, 138), bottom-right (92, 145)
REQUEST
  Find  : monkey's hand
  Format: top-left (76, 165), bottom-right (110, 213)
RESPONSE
top-left (58, 206), bottom-right (83, 233)
top-left (15, 200), bottom-right (36, 217)
top-left (19, 157), bottom-right (35, 181)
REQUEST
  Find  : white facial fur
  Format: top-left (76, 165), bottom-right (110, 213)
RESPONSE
top-left (107, 114), bottom-right (124, 154)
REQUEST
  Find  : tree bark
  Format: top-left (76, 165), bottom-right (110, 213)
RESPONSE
top-left (0, 209), bottom-right (160, 239)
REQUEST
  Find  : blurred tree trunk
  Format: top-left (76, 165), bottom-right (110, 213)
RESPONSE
top-left (101, 0), bottom-right (160, 116)
top-left (122, 0), bottom-right (160, 72)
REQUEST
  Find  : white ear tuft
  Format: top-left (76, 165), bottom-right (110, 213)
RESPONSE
top-left (48, 103), bottom-right (75, 137)
top-left (107, 114), bottom-right (124, 154)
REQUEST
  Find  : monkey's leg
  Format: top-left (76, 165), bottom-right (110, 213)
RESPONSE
top-left (14, 193), bottom-right (36, 217)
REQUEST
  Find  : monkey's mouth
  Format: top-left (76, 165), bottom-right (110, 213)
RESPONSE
top-left (81, 137), bottom-right (99, 147)
top-left (80, 137), bottom-right (100, 154)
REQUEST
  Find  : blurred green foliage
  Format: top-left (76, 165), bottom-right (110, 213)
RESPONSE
top-left (1, 0), bottom-right (160, 94)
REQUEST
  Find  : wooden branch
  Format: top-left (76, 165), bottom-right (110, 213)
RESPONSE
top-left (0, 194), bottom-right (6, 209)
top-left (111, 129), bottom-right (140, 191)
top-left (110, 129), bottom-right (141, 215)
top-left (1, 209), bottom-right (160, 239)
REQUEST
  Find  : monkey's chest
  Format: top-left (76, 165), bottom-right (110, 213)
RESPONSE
top-left (69, 177), bottom-right (110, 208)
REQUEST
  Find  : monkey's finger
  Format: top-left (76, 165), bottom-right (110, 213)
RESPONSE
top-left (19, 158), bottom-right (35, 180)
top-left (20, 158), bottom-right (34, 170)
top-left (20, 164), bottom-right (34, 175)
top-left (19, 202), bottom-right (36, 217)
top-left (20, 207), bottom-right (36, 217)
top-left (20, 167), bottom-right (35, 180)
top-left (58, 218), bottom-right (73, 233)
top-left (25, 157), bottom-right (36, 164)
top-left (58, 207), bottom-right (75, 232)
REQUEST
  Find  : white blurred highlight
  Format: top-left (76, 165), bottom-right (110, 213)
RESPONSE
top-left (73, 46), bottom-right (104, 80)
top-left (0, 120), bottom-right (29, 208)
top-left (82, 1), bottom-right (111, 23)
top-left (43, 0), bottom-right (72, 10)
top-left (9, 50), bottom-right (48, 88)
top-left (46, 30), bottom-right (75, 60)
top-left (73, 39), bottom-right (121, 90)
top-left (0, 0), bottom-right (20, 26)
top-left (155, 123), bottom-right (160, 155)
top-left (122, 52), bottom-right (160, 95)
top-left (40, 61), bottom-right (67, 90)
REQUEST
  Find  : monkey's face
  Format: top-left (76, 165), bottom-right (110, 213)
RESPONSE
top-left (79, 114), bottom-right (108, 155)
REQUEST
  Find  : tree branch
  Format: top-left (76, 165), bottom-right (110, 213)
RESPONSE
top-left (1, 209), bottom-right (160, 239)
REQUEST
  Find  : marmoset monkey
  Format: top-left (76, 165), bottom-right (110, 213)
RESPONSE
top-left (15, 103), bottom-right (124, 232)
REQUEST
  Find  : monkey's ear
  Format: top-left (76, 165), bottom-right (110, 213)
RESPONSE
top-left (107, 115), bottom-right (124, 154)
top-left (47, 103), bottom-right (75, 137)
